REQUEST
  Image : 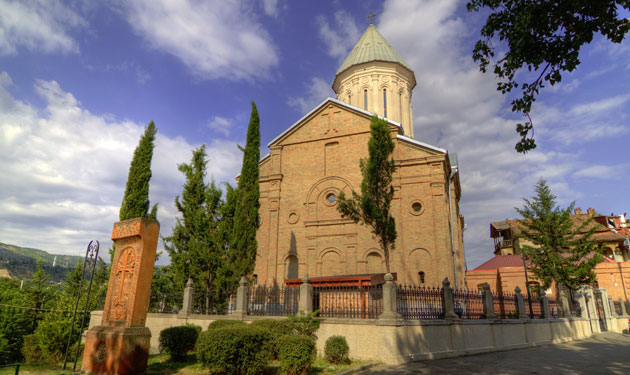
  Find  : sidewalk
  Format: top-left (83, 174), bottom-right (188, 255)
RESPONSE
top-left (356, 332), bottom-right (630, 375)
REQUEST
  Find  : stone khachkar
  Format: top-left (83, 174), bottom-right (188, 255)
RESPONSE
top-left (82, 218), bottom-right (159, 375)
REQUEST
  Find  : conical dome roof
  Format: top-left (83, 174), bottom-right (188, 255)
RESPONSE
top-left (336, 24), bottom-right (412, 75)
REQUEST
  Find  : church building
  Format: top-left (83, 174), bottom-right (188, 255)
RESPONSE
top-left (253, 22), bottom-right (466, 287)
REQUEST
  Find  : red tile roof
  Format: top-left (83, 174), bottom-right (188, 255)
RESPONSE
top-left (472, 255), bottom-right (526, 271)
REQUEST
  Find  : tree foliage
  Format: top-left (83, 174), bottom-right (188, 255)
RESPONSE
top-left (229, 101), bottom-right (261, 282)
top-left (119, 121), bottom-right (158, 221)
top-left (516, 179), bottom-right (603, 291)
top-left (467, 1), bottom-right (630, 153)
top-left (337, 116), bottom-right (397, 273)
top-left (163, 145), bottom-right (228, 313)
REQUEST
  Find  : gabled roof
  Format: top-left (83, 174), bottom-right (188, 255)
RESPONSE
top-left (267, 97), bottom-right (402, 147)
top-left (336, 24), bottom-right (412, 76)
top-left (472, 255), bottom-right (526, 271)
top-left (396, 134), bottom-right (446, 154)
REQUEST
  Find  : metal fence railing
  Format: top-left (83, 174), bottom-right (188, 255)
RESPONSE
top-left (547, 298), bottom-right (561, 318)
top-left (313, 285), bottom-right (383, 319)
top-left (493, 291), bottom-right (518, 319)
top-left (248, 285), bottom-right (299, 316)
top-left (454, 288), bottom-right (485, 319)
top-left (396, 285), bottom-right (444, 319)
top-left (613, 300), bottom-right (623, 316)
top-left (523, 297), bottom-right (544, 319)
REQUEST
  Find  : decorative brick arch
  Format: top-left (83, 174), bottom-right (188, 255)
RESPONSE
top-left (305, 176), bottom-right (353, 219)
top-left (361, 248), bottom-right (385, 274)
top-left (408, 248), bottom-right (435, 286)
top-left (318, 248), bottom-right (345, 276)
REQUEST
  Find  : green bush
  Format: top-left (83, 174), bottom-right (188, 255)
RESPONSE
top-left (277, 334), bottom-right (316, 375)
top-left (325, 335), bottom-right (349, 364)
top-left (196, 326), bottom-right (270, 375)
top-left (21, 334), bottom-right (43, 364)
top-left (33, 320), bottom-right (75, 363)
top-left (159, 324), bottom-right (200, 361)
top-left (206, 319), bottom-right (247, 330)
top-left (288, 310), bottom-right (320, 338)
top-left (251, 319), bottom-right (294, 359)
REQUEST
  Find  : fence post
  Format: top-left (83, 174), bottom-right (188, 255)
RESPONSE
top-left (541, 290), bottom-right (551, 319)
top-left (442, 278), bottom-right (459, 320)
top-left (179, 278), bottom-right (194, 316)
top-left (515, 286), bottom-right (529, 320)
top-left (299, 275), bottom-right (313, 314)
top-left (482, 283), bottom-right (496, 319)
top-left (609, 297), bottom-right (618, 317)
top-left (619, 298), bottom-right (627, 316)
top-left (378, 273), bottom-right (403, 324)
top-left (558, 285), bottom-right (572, 317)
top-left (234, 276), bottom-right (249, 318)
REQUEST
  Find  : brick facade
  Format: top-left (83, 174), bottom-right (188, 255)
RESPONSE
top-left (253, 99), bottom-right (465, 287)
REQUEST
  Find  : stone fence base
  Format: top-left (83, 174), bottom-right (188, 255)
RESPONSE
top-left (87, 312), bottom-right (629, 365)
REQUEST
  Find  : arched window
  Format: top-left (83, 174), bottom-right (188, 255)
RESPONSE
top-left (418, 271), bottom-right (425, 284)
top-left (252, 274), bottom-right (258, 285)
top-left (364, 89), bottom-right (368, 110)
top-left (383, 89), bottom-right (387, 118)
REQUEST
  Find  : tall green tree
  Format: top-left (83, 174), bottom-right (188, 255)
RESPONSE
top-left (229, 101), bottom-right (261, 282)
top-left (119, 121), bottom-right (159, 221)
top-left (163, 145), bottom-right (227, 312)
top-left (467, 1), bottom-right (630, 153)
top-left (516, 179), bottom-right (603, 291)
top-left (337, 116), bottom-right (397, 273)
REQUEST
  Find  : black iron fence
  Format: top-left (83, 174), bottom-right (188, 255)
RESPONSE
top-left (493, 291), bottom-right (518, 319)
top-left (454, 288), bottom-right (485, 319)
top-left (548, 298), bottom-right (561, 318)
top-left (524, 297), bottom-right (544, 319)
top-left (248, 285), bottom-right (299, 316)
top-left (396, 285), bottom-right (444, 319)
top-left (313, 285), bottom-right (383, 319)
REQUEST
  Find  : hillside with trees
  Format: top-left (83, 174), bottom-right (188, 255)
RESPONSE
top-left (0, 242), bottom-right (82, 282)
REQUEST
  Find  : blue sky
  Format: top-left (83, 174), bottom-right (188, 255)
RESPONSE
top-left (0, 0), bottom-right (628, 270)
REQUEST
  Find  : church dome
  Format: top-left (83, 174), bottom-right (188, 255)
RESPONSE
top-left (332, 22), bottom-right (416, 138)
top-left (335, 24), bottom-right (413, 76)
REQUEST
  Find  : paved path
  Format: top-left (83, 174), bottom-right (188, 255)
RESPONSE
top-left (356, 332), bottom-right (630, 375)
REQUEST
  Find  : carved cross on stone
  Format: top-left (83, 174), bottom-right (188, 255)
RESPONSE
top-left (322, 105), bottom-right (341, 135)
top-left (116, 248), bottom-right (136, 298)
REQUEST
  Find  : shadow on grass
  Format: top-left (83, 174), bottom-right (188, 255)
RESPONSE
top-left (146, 353), bottom-right (201, 375)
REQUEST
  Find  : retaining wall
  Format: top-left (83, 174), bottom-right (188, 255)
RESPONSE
top-left (87, 312), bottom-right (629, 364)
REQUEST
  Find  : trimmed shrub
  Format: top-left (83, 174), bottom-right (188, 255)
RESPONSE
top-left (277, 334), bottom-right (316, 375)
top-left (21, 334), bottom-right (43, 364)
top-left (206, 319), bottom-right (246, 330)
top-left (325, 335), bottom-right (350, 364)
top-left (288, 310), bottom-right (320, 338)
top-left (251, 319), bottom-right (295, 359)
top-left (196, 326), bottom-right (270, 375)
top-left (159, 324), bottom-right (200, 361)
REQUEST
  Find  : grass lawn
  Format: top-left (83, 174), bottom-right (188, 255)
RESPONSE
top-left (0, 354), bottom-right (375, 375)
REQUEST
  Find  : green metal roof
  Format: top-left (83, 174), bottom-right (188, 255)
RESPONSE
top-left (336, 24), bottom-right (412, 75)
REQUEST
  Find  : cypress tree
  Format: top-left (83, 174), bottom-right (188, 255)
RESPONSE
top-left (119, 121), bottom-right (158, 221)
top-left (163, 145), bottom-right (226, 312)
top-left (516, 179), bottom-right (603, 291)
top-left (337, 116), bottom-right (397, 273)
top-left (229, 101), bottom-right (261, 281)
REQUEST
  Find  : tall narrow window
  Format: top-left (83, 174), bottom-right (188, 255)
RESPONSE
top-left (383, 89), bottom-right (387, 118)
top-left (418, 271), bottom-right (425, 284)
top-left (364, 89), bottom-right (368, 110)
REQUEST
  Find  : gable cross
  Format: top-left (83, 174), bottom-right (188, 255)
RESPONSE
top-left (322, 105), bottom-right (341, 135)
top-left (116, 249), bottom-right (136, 298)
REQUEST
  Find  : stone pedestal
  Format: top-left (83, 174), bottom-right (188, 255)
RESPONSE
top-left (82, 218), bottom-right (159, 375)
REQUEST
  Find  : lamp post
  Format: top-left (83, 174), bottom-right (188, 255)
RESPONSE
top-left (521, 251), bottom-right (534, 318)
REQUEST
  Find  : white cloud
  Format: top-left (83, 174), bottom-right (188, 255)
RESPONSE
top-left (317, 10), bottom-right (361, 61)
top-left (262, 0), bottom-right (280, 17)
top-left (376, 0), bottom-right (620, 268)
top-left (573, 165), bottom-right (625, 179)
top-left (288, 77), bottom-right (335, 114)
top-left (207, 116), bottom-right (233, 137)
top-left (0, 0), bottom-right (86, 55)
top-left (0, 72), bottom-right (242, 259)
top-left (120, 0), bottom-right (279, 81)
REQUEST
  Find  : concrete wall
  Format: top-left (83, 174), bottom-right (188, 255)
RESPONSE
top-left (87, 311), bottom-right (629, 364)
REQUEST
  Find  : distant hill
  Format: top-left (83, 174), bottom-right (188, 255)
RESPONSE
top-left (0, 242), bottom-right (84, 282)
